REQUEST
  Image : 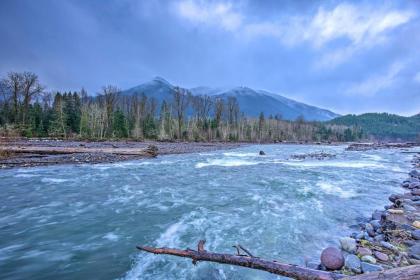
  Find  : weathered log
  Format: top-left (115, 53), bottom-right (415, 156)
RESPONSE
top-left (137, 240), bottom-right (345, 280)
top-left (0, 144), bottom-right (158, 157)
top-left (343, 264), bottom-right (420, 280)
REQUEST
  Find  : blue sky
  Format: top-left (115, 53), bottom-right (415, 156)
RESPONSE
top-left (0, 0), bottom-right (419, 116)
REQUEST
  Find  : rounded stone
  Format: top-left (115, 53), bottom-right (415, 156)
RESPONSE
top-left (374, 251), bottom-right (389, 262)
top-left (413, 221), bottom-right (420, 229)
top-left (361, 262), bottom-right (383, 273)
top-left (357, 247), bottom-right (372, 256)
top-left (320, 247), bottom-right (344, 270)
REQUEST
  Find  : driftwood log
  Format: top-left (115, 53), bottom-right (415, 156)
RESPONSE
top-left (137, 240), bottom-right (345, 280)
top-left (137, 240), bottom-right (420, 280)
top-left (0, 144), bottom-right (158, 157)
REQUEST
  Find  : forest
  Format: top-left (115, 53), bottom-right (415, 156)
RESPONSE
top-left (0, 71), bottom-right (363, 142)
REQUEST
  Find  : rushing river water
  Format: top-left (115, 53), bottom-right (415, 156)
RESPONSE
top-left (0, 144), bottom-right (415, 279)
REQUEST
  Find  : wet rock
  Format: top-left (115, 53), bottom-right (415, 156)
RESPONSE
top-left (357, 247), bottom-right (372, 256)
top-left (361, 262), bottom-right (384, 273)
top-left (374, 251), bottom-right (389, 262)
top-left (374, 234), bottom-right (384, 242)
top-left (412, 189), bottom-right (420, 196)
top-left (320, 247), bottom-right (344, 270)
top-left (372, 210), bottom-right (384, 221)
top-left (389, 194), bottom-right (400, 203)
top-left (361, 255), bottom-right (376, 264)
top-left (356, 232), bottom-right (365, 240)
top-left (404, 240), bottom-right (416, 247)
top-left (409, 170), bottom-right (420, 179)
top-left (412, 229), bottom-right (420, 240)
top-left (370, 220), bottom-right (381, 231)
top-left (365, 223), bottom-right (375, 237)
top-left (409, 243), bottom-right (420, 260)
top-left (259, 150), bottom-right (266, 156)
top-left (345, 254), bottom-right (361, 273)
top-left (414, 221), bottom-right (420, 229)
top-left (340, 237), bottom-right (357, 253)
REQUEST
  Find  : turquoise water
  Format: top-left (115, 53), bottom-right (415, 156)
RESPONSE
top-left (0, 144), bottom-right (413, 279)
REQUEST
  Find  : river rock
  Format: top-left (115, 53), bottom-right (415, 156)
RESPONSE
top-left (320, 247), bottom-right (344, 270)
top-left (361, 262), bottom-right (383, 273)
top-left (259, 150), bottom-right (265, 155)
top-left (409, 170), bottom-right (420, 179)
top-left (412, 229), bottom-right (420, 240)
top-left (388, 194), bottom-right (400, 203)
top-left (412, 189), bottom-right (420, 196)
top-left (413, 221), bottom-right (420, 229)
top-left (340, 237), bottom-right (357, 253)
top-left (365, 223), bottom-right (375, 237)
top-left (409, 244), bottom-right (420, 260)
top-left (373, 251), bottom-right (389, 262)
top-left (374, 234), bottom-right (384, 242)
top-left (370, 220), bottom-right (381, 231)
top-left (357, 247), bottom-right (372, 256)
top-left (345, 254), bottom-right (361, 273)
top-left (372, 210), bottom-right (383, 221)
top-left (361, 255), bottom-right (376, 264)
top-left (380, 241), bottom-right (397, 252)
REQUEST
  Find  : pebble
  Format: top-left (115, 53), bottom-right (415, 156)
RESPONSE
top-left (413, 221), bottom-right (420, 229)
top-left (361, 255), bottom-right (376, 264)
top-left (361, 262), bottom-right (383, 273)
top-left (373, 234), bottom-right (384, 242)
top-left (345, 254), bottom-right (361, 273)
top-left (373, 251), bottom-right (389, 262)
top-left (320, 247), bottom-right (344, 270)
top-left (372, 210), bottom-right (383, 220)
top-left (339, 237), bottom-right (357, 253)
top-left (412, 189), bottom-right (420, 196)
top-left (357, 247), bottom-right (372, 256)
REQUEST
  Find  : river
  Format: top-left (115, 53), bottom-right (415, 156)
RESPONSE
top-left (0, 144), bottom-right (413, 279)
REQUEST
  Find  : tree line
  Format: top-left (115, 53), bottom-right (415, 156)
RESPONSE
top-left (0, 71), bottom-right (363, 142)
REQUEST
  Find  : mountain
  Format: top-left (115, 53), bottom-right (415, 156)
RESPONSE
top-left (121, 77), bottom-right (340, 121)
top-left (329, 113), bottom-right (420, 141)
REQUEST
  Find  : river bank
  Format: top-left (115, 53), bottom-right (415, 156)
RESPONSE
top-left (315, 153), bottom-right (420, 277)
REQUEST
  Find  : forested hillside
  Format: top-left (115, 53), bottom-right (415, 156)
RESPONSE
top-left (0, 71), bottom-right (360, 142)
top-left (329, 113), bottom-right (420, 141)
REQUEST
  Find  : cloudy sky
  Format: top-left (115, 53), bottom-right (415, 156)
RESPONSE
top-left (0, 0), bottom-right (419, 116)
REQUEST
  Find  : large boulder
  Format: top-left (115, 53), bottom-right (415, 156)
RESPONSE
top-left (320, 247), bottom-right (344, 270)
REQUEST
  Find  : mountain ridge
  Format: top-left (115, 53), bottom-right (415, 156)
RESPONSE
top-left (121, 77), bottom-right (340, 121)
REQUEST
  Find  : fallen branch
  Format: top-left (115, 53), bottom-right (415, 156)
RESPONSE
top-left (137, 240), bottom-right (345, 280)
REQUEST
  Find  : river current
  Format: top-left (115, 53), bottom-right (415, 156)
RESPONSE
top-left (0, 144), bottom-right (414, 279)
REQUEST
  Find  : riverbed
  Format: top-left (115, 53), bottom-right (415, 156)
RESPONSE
top-left (0, 144), bottom-right (414, 279)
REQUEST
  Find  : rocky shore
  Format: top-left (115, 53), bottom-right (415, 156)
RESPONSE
top-left (346, 142), bottom-right (419, 151)
top-left (312, 153), bottom-right (420, 276)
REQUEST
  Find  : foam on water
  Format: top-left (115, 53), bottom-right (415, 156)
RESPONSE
top-left (103, 232), bottom-right (120, 241)
top-left (41, 178), bottom-right (70, 183)
top-left (316, 181), bottom-right (357, 198)
top-left (195, 158), bottom-right (260, 168)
